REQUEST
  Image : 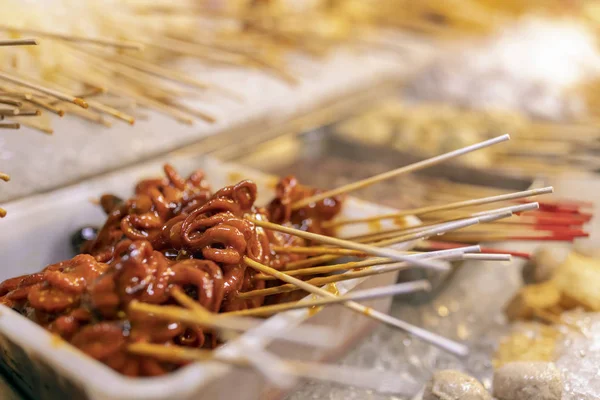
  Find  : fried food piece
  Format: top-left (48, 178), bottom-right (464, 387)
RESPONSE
top-left (423, 370), bottom-right (492, 400)
top-left (504, 281), bottom-right (562, 322)
top-left (493, 362), bottom-right (562, 400)
top-left (494, 323), bottom-right (560, 368)
top-left (554, 252), bottom-right (600, 311)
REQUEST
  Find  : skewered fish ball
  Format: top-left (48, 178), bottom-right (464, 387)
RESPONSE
top-left (423, 370), bottom-right (492, 400)
top-left (493, 361), bottom-right (562, 400)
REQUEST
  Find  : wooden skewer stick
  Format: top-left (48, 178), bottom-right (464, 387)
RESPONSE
top-left (31, 96), bottom-right (66, 116)
top-left (129, 300), bottom-right (335, 349)
top-left (371, 210), bottom-right (514, 248)
top-left (11, 118), bottom-right (52, 134)
top-left (243, 257), bottom-right (469, 356)
top-left (346, 203), bottom-right (540, 244)
top-left (0, 173), bottom-right (10, 182)
top-left (0, 98), bottom-right (22, 107)
top-left (243, 249), bottom-right (514, 298)
top-left (170, 286), bottom-right (216, 318)
top-left (84, 99), bottom-right (135, 125)
top-left (109, 52), bottom-right (210, 90)
top-left (0, 70), bottom-right (87, 108)
top-left (0, 123), bottom-right (19, 129)
top-left (257, 258), bottom-right (400, 280)
top-left (247, 218), bottom-right (449, 271)
top-left (463, 253), bottom-right (511, 261)
top-left (291, 134), bottom-right (510, 210)
top-left (0, 108), bottom-right (18, 116)
top-left (0, 25), bottom-right (142, 50)
top-left (270, 252), bottom-right (511, 287)
top-left (284, 254), bottom-right (341, 270)
top-left (60, 103), bottom-right (112, 127)
top-left (0, 38), bottom-right (38, 46)
top-left (224, 281), bottom-right (431, 317)
top-left (272, 245), bottom-right (366, 256)
top-left (327, 187), bottom-right (553, 227)
top-left (255, 246), bottom-right (491, 280)
top-left (280, 205), bottom-right (526, 271)
top-left (14, 109), bottom-right (41, 117)
top-left (128, 343), bottom-right (412, 394)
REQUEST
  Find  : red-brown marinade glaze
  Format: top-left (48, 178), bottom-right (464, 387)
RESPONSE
top-left (0, 166), bottom-right (344, 377)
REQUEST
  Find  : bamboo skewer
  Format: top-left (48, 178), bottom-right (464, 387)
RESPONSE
top-left (10, 118), bottom-right (52, 134)
top-left (273, 245), bottom-right (366, 256)
top-left (291, 134), bottom-right (511, 210)
top-left (0, 38), bottom-right (38, 46)
top-left (128, 343), bottom-right (411, 394)
top-left (0, 70), bottom-right (87, 108)
top-left (284, 254), bottom-right (339, 270)
top-left (224, 281), bottom-right (431, 317)
top-left (0, 25), bottom-right (143, 50)
top-left (247, 218), bottom-right (449, 272)
top-left (344, 203), bottom-right (541, 244)
top-left (279, 204), bottom-right (532, 272)
top-left (327, 187), bottom-right (553, 227)
top-left (243, 257), bottom-right (469, 356)
top-left (0, 109), bottom-right (18, 116)
top-left (26, 96), bottom-right (66, 116)
top-left (241, 253), bottom-right (476, 298)
top-left (257, 245), bottom-right (481, 280)
top-left (0, 123), bottom-right (19, 129)
top-left (59, 103), bottom-right (112, 127)
top-left (258, 252), bottom-right (509, 281)
top-left (244, 252), bottom-right (510, 296)
top-left (170, 286), bottom-right (214, 319)
top-left (0, 98), bottom-right (22, 107)
top-left (128, 301), bottom-right (335, 349)
top-left (14, 109), bottom-right (41, 117)
top-left (371, 210), bottom-right (514, 248)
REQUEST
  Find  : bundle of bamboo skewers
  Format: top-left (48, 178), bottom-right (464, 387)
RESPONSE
top-left (0, 37), bottom-right (44, 218)
top-left (0, 0), bottom-right (420, 135)
top-left (334, 100), bottom-right (600, 176)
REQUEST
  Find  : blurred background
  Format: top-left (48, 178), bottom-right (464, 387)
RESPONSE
top-left (2, 1), bottom-right (600, 399)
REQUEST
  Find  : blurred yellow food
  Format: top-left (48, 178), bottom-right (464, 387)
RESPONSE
top-left (505, 251), bottom-right (600, 324)
top-left (494, 323), bottom-right (561, 368)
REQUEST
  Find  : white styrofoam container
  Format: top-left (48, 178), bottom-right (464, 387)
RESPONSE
top-left (0, 153), bottom-right (420, 400)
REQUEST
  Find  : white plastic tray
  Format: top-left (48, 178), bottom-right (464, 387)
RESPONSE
top-left (0, 154), bottom-right (420, 400)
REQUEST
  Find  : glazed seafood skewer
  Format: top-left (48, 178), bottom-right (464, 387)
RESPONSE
top-left (0, 157), bottom-right (577, 383)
